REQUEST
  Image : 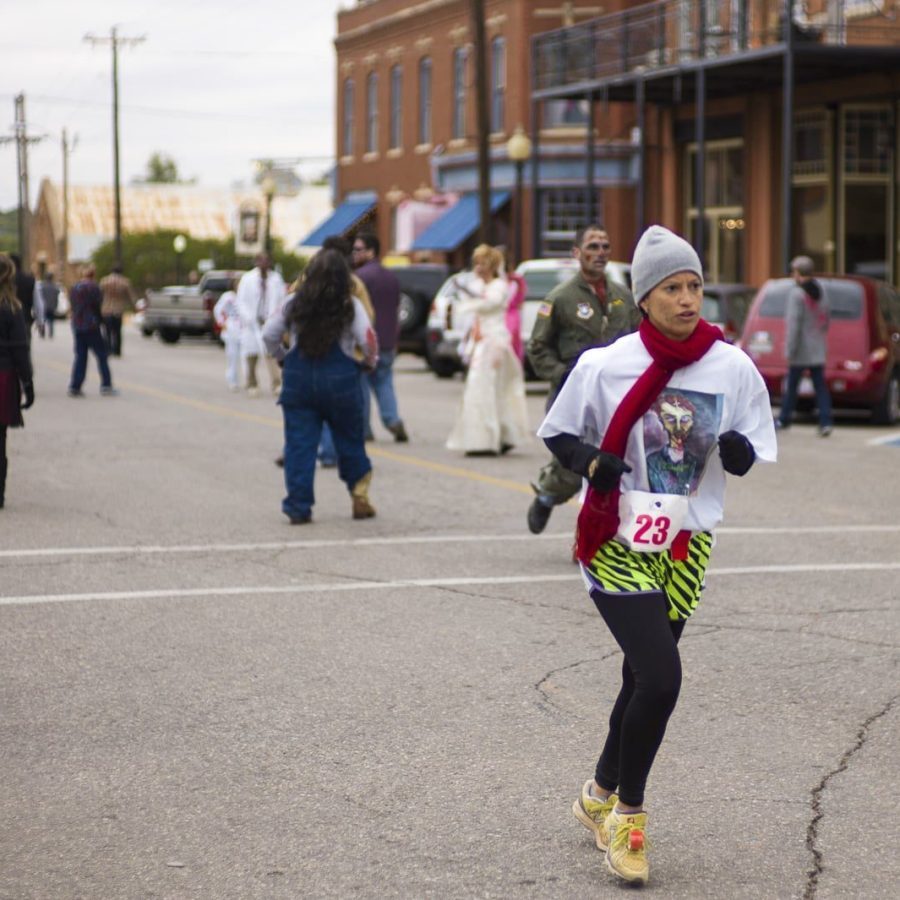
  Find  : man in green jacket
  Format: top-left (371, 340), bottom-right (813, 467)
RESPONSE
top-left (526, 224), bottom-right (637, 534)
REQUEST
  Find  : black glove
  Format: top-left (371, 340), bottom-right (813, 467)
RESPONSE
top-left (584, 450), bottom-right (632, 492)
top-left (20, 381), bottom-right (34, 410)
top-left (718, 430), bottom-right (755, 476)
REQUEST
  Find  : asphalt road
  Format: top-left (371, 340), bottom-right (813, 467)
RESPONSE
top-left (1, 326), bottom-right (898, 899)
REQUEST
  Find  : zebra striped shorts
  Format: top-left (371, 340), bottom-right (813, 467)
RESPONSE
top-left (584, 532), bottom-right (714, 621)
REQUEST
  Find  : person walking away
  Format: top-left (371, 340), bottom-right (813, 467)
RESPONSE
top-left (538, 225), bottom-right (776, 885)
top-left (351, 232), bottom-right (408, 442)
top-left (262, 249), bottom-right (378, 524)
top-left (776, 255), bottom-right (833, 436)
top-left (506, 269), bottom-right (527, 363)
top-left (317, 235), bottom-right (377, 467)
top-left (0, 253), bottom-right (35, 509)
top-left (213, 277), bottom-right (243, 391)
top-left (37, 270), bottom-right (60, 339)
top-left (9, 254), bottom-right (36, 344)
top-left (526, 224), bottom-right (636, 535)
top-left (446, 244), bottom-right (528, 455)
top-left (68, 265), bottom-right (116, 397)
top-left (99, 265), bottom-right (136, 357)
top-left (237, 253), bottom-right (286, 397)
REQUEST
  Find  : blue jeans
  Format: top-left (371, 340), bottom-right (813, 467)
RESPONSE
top-left (364, 348), bottom-right (401, 431)
top-left (279, 342), bottom-right (371, 520)
top-left (779, 364), bottom-right (832, 428)
top-left (318, 422), bottom-right (336, 465)
top-left (70, 329), bottom-right (112, 391)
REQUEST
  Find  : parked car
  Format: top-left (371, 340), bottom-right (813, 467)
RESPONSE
top-left (701, 283), bottom-right (755, 342)
top-left (425, 258), bottom-right (631, 379)
top-left (143, 269), bottom-right (245, 344)
top-left (387, 263), bottom-right (450, 356)
top-left (738, 274), bottom-right (900, 424)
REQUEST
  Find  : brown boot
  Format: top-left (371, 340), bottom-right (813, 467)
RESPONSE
top-left (351, 471), bottom-right (376, 519)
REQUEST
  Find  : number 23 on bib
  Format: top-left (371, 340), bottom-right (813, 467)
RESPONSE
top-left (615, 490), bottom-right (689, 552)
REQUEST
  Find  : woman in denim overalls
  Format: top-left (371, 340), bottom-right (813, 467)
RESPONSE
top-left (263, 250), bottom-right (378, 524)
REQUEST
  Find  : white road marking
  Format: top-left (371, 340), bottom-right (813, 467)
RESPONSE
top-left (867, 431), bottom-right (900, 446)
top-left (2, 524), bottom-right (899, 561)
top-left (2, 561), bottom-right (899, 607)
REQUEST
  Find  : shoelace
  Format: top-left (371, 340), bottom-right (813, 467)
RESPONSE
top-left (611, 822), bottom-right (650, 853)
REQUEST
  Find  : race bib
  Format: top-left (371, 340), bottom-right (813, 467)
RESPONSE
top-left (615, 490), bottom-right (689, 553)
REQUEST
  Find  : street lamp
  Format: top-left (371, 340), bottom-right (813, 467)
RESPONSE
top-left (261, 175), bottom-right (277, 254)
top-left (173, 233), bottom-right (187, 284)
top-left (506, 125), bottom-right (532, 267)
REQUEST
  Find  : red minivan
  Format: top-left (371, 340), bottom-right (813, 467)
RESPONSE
top-left (738, 275), bottom-right (900, 424)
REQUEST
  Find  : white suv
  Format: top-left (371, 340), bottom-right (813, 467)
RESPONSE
top-left (424, 258), bottom-right (631, 379)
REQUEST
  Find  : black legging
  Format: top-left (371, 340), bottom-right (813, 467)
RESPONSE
top-left (591, 587), bottom-right (686, 808)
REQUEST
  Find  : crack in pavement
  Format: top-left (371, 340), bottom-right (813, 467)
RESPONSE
top-left (534, 651), bottom-right (622, 719)
top-left (803, 694), bottom-right (899, 900)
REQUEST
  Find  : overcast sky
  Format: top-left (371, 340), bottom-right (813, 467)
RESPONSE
top-left (1, 0), bottom-right (348, 210)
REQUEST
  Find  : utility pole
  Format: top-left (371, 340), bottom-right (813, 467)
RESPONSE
top-left (470, 0), bottom-right (492, 245)
top-left (60, 129), bottom-right (78, 287)
top-left (85, 27), bottom-right (145, 269)
top-left (0, 94), bottom-right (46, 266)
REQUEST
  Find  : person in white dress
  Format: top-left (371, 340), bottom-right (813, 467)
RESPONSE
top-left (213, 278), bottom-right (242, 391)
top-left (446, 244), bottom-right (528, 455)
top-left (236, 253), bottom-right (286, 396)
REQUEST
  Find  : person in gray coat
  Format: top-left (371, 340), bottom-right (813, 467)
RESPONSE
top-left (776, 255), bottom-right (833, 435)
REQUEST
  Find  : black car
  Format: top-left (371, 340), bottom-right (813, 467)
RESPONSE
top-left (389, 263), bottom-right (451, 356)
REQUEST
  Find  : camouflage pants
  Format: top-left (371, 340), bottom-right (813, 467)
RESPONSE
top-left (533, 456), bottom-right (582, 505)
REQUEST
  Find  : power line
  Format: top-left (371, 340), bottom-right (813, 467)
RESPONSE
top-left (0, 94), bottom-right (48, 261)
top-left (84, 27), bottom-right (145, 269)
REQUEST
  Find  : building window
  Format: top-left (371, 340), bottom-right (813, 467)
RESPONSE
top-left (540, 188), bottom-right (597, 256)
top-left (843, 106), bottom-right (891, 176)
top-left (452, 47), bottom-right (468, 140)
top-left (418, 57), bottom-right (432, 145)
top-left (490, 37), bottom-right (505, 133)
top-left (366, 72), bottom-right (378, 154)
top-left (793, 110), bottom-right (828, 178)
top-left (842, 105), bottom-right (892, 280)
top-left (685, 139), bottom-right (745, 281)
top-left (389, 65), bottom-right (403, 150)
top-left (542, 99), bottom-right (589, 129)
top-left (342, 78), bottom-right (354, 156)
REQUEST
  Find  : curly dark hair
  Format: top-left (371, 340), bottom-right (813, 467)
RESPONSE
top-left (285, 249), bottom-right (354, 358)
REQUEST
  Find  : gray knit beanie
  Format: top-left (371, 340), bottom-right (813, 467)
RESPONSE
top-left (630, 225), bottom-right (703, 306)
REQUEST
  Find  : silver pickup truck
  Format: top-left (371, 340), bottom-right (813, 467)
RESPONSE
top-left (141, 269), bottom-right (245, 344)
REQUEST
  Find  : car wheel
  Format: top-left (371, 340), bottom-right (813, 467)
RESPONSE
top-left (398, 291), bottom-right (418, 330)
top-left (871, 369), bottom-right (900, 425)
top-left (141, 327), bottom-right (154, 338)
top-left (159, 328), bottom-right (181, 344)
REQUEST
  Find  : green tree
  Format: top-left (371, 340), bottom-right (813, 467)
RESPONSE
top-left (91, 230), bottom-right (308, 295)
top-left (142, 153), bottom-right (181, 184)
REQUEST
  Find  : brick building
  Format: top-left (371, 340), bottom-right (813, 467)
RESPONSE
top-left (304, 0), bottom-right (641, 268)
top-left (532, 0), bottom-right (900, 286)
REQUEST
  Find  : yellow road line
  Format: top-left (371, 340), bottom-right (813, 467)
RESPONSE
top-left (45, 360), bottom-right (535, 495)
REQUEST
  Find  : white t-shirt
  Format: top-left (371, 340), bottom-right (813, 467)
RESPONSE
top-left (537, 332), bottom-right (777, 533)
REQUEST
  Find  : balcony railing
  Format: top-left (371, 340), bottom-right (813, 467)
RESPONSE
top-left (533, 0), bottom-right (899, 92)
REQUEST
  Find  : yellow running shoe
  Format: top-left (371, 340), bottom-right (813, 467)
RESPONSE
top-left (604, 809), bottom-right (650, 884)
top-left (572, 781), bottom-right (618, 851)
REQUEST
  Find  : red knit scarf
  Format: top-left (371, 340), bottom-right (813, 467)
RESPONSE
top-left (574, 317), bottom-right (723, 565)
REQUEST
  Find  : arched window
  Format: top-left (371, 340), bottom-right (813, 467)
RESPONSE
top-left (342, 78), bottom-right (354, 156)
top-left (366, 72), bottom-right (379, 153)
top-left (452, 47), bottom-right (467, 139)
top-left (490, 37), bottom-right (505, 133)
top-left (418, 57), bottom-right (432, 145)
top-left (390, 65), bottom-right (403, 150)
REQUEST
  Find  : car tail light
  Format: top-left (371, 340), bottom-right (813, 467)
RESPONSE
top-left (723, 320), bottom-right (737, 342)
top-left (869, 346), bottom-right (889, 372)
top-left (202, 291), bottom-right (215, 312)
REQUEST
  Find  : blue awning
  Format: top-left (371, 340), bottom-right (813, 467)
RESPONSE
top-left (298, 192), bottom-right (377, 248)
top-left (411, 191), bottom-right (510, 252)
